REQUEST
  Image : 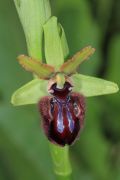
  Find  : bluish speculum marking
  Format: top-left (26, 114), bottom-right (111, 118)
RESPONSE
top-left (66, 103), bottom-right (74, 133)
top-left (54, 96), bottom-right (74, 133)
top-left (56, 99), bottom-right (64, 133)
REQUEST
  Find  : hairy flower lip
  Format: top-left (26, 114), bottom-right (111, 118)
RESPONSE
top-left (38, 92), bottom-right (85, 146)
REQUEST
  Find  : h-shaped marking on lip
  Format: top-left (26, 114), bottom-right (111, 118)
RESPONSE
top-left (55, 96), bottom-right (74, 133)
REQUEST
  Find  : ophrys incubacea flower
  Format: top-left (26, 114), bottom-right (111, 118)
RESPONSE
top-left (11, 17), bottom-right (119, 147)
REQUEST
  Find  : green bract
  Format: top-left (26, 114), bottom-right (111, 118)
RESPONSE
top-left (11, 16), bottom-right (119, 106)
top-left (13, 0), bottom-right (51, 59)
top-left (44, 17), bottom-right (64, 68)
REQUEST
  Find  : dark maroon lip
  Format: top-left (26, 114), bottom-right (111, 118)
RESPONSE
top-left (38, 92), bottom-right (85, 146)
top-left (38, 78), bottom-right (85, 146)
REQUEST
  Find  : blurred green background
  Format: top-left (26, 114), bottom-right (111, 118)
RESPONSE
top-left (0, 0), bottom-right (120, 180)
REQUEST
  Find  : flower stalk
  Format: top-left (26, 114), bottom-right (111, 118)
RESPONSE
top-left (49, 144), bottom-right (72, 178)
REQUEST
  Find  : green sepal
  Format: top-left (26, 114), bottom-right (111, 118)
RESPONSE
top-left (43, 16), bottom-right (64, 69)
top-left (72, 74), bottom-right (119, 97)
top-left (60, 46), bottom-right (95, 75)
top-left (11, 79), bottom-right (48, 106)
top-left (18, 55), bottom-right (55, 79)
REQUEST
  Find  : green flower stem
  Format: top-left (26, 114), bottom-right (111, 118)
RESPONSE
top-left (56, 175), bottom-right (72, 180)
top-left (49, 144), bottom-right (72, 179)
top-left (13, 0), bottom-right (72, 180)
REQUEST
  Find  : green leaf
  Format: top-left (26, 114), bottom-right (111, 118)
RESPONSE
top-left (72, 74), bottom-right (119, 97)
top-left (18, 55), bottom-right (55, 79)
top-left (43, 16), bottom-right (64, 69)
top-left (60, 46), bottom-right (95, 75)
top-left (58, 23), bottom-right (69, 58)
top-left (14, 0), bottom-right (51, 59)
top-left (11, 79), bottom-right (48, 106)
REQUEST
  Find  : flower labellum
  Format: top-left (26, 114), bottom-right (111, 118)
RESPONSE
top-left (38, 79), bottom-right (85, 146)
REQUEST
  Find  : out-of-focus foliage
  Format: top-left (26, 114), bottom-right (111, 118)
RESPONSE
top-left (0, 0), bottom-right (120, 180)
